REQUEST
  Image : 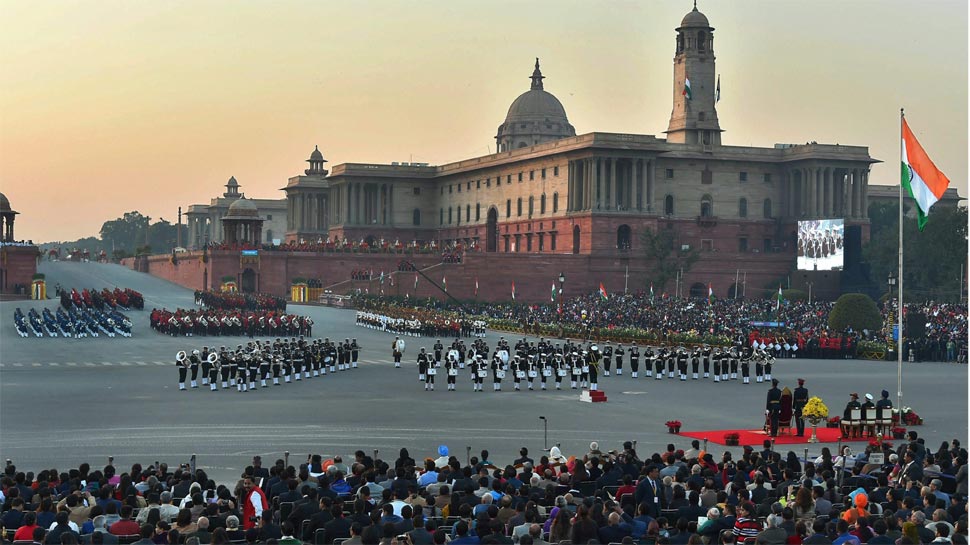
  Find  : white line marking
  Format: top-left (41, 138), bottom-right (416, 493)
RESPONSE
top-left (49, 362), bottom-right (60, 366)
top-left (32, 363), bottom-right (42, 367)
top-left (101, 362), bottom-right (113, 366)
top-left (84, 363), bottom-right (96, 367)
top-left (66, 363), bottom-right (78, 366)
top-left (120, 362), bottom-right (132, 366)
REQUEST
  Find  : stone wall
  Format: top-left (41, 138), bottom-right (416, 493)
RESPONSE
top-left (0, 245), bottom-right (38, 296)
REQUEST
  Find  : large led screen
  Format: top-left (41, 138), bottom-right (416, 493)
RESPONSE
top-left (797, 218), bottom-right (844, 270)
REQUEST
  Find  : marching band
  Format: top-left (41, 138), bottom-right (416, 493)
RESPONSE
top-left (400, 336), bottom-right (779, 393)
top-left (174, 337), bottom-right (361, 392)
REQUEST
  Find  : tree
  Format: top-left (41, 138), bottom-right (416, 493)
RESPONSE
top-left (640, 227), bottom-right (700, 294)
top-left (864, 202), bottom-right (967, 301)
top-left (100, 211), bottom-right (150, 254)
top-left (829, 293), bottom-right (882, 332)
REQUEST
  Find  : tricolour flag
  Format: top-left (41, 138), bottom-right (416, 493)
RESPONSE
top-left (442, 276), bottom-right (447, 292)
top-left (649, 283), bottom-right (655, 302)
top-left (708, 283), bottom-right (714, 304)
top-left (683, 75), bottom-right (692, 100)
top-left (379, 271), bottom-right (385, 284)
top-left (776, 284), bottom-right (783, 312)
top-left (511, 281), bottom-right (516, 300)
top-left (716, 74), bottom-right (720, 103)
top-left (599, 283), bottom-right (608, 300)
top-left (901, 117), bottom-right (951, 231)
top-left (474, 277), bottom-right (479, 297)
top-left (414, 273), bottom-right (419, 290)
top-left (551, 283), bottom-right (556, 302)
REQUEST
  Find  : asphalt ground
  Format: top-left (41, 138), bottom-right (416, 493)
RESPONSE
top-left (0, 261), bottom-right (966, 485)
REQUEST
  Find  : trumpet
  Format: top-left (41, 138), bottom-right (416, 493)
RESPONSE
top-left (176, 350), bottom-right (187, 364)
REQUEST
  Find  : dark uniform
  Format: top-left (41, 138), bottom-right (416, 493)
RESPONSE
top-left (766, 379), bottom-right (782, 437)
top-left (793, 379), bottom-right (809, 436)
top-left (614, 344), bottom-right (625, 376)
top-left (629, 344), bottom-right (640, 378)
top-left (587, 346), bottom-right (601, 390)
top-left (351, 339), bottom-right (360, 368)
top-left (842, 394), bottom-right (862, 438)
top-left (602, 343), bottom-right (613, 376)
top-left (417, 348), bottom-right (429, 383)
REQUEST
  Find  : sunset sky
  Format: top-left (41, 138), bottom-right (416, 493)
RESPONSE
top-left (1, 0), bottom-right (966, 243)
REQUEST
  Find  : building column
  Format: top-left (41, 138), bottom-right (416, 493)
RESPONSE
top-left (634, 159), bottom-right (642, 211)
top-left (582, 159), bottom-right (590, 210)
top-left (849, 169), bottom-right (858, 218)
top-left (567, 161), bottom-right (574, 211)
top-left (609, 157), bottom-right (617, 210)
top-left (646, 159), bottom-right (654, 212)
top-left (861, 169), bottom-right (869, 218)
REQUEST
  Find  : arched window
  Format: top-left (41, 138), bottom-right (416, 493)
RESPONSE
top-left (265, 229), bottom-right (273, 243)
top-left (448, 207), bottom-right (453, 224)
top-left (738, 198), bottom-right (748, 218)
top-left (466, 204), bottom-right (471, 223)
top-left (528, 196), bottom-right (534, 217)
top-left (476, 203), bottom-right (481, 221)
top-left (540, 193), bottom-right (547, 214)
top-left (553, 192), bottom-right (559, 213)
top-left (456, 206), bottom-right (461, 224)
top-left (506, 199), bottom-right (512, 218)
top-left (413, 209), bottom-right (421, 226)
top-left (664, 195), bottom-right (675, 216)
top-left (763, 199), bottom-right (772, 219)
top-left (517, 198), bottom-right (523, 217)
top-left (689, 282), bottom-right (707, 298)
top-left (700, 195), bottom-right (713, 217)
top-left (697, 31), bottom-right (706, 51)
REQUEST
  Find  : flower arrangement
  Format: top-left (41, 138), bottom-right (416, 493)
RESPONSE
top-left (724, 432), bottom-right (740, 446)
top-left (665, 420), bottom-right (682, 433)
top-left (827, 416), bottom-right (841, 428)
top-left (802, 396), bottom-right (829, 422)
top-left (901, 408), bottom-right (922, 426)
top-left (892, 426), bottom-right (907, 439)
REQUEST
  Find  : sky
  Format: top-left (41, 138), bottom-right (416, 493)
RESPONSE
top-left (1, 0), bottom-right (967, 243)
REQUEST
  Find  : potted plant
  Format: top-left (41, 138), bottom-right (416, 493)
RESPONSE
top-left (801, 396), bottom-right (829, 443)
top-left (665, 420), bottom-right (682, 434)
top-left (892, 426), bottom-right (907, 440)
top-left (724, 432), bottom-right (740, 446)
top-left (827, 416), bottom-right (841, 429)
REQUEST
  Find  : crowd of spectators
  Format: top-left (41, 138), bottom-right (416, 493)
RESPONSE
top-left (2, 433), bottom-right (965, 545)
top-left (194, 291), bottom-right (287, 312)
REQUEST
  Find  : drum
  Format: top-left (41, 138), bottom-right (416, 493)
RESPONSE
top-left (582, 365), bottom-right (590, 373)
top-left (496, 370), bottom-right (506, 379)
top-left (572, 367), bottom-right (581, 375)
top-left (477, 370), bottom-right (488, 378)
top-left (516, 370), bottom-right (526, 379)
top-left (542, 369), bottom-right (552, 377)
top-left (528, 370), bottom-right (538, 378)
top-left (557, 369), bottom-right (568, 377)
top-left (427, 368), bottom-right (437, 376)
top-left (448, 368), bottom-right (458, 376)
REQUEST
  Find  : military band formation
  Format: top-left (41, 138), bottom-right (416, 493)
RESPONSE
top-left (151, 308), bottom-right (312, 337)
top-left (393, 336), bottom-right (779, 392)
top-left (174, 337), bottom-right (361, 392)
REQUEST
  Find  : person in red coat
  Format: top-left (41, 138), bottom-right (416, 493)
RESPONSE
top-left (242, 476), bottom-right (268, 530)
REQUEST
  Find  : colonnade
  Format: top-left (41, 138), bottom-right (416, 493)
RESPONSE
top-left (566, 157), bottom-right (656, 212)
top-left (783, 166), bottom-right (868, 219)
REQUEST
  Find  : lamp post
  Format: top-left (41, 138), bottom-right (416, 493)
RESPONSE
top-left (539, 415), bottom-right (548, 451)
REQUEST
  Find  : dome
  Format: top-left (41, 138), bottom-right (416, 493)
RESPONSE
top-left (225, 197), bottom-right (259, 218)
top-left (0, 192), bottom-right (10, 213)
top-left (505, 89), bottom-right (570, 123)
top-left (309, 145), bottom-right (324, 161)
top-left (495, 59), bottom-right (576, 151)
top-left (680, 6), bottom-right (710, 28)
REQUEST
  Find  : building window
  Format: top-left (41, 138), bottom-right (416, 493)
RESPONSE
top-left (541, 168), bottom-right (546, 179)
top-left (764, 238), bottom-right (773, 253)
top-left (413, 209), bottom-right (421, 226)
top-left (739, 237), bottom-right (748, 252)
top-left (456, 207), bottom-right (461, 224)
top-left (738, 198), bottom-right (748, 218)
top-left (763, 173), bottom-right (772, 183)
top-left (517, 198), bottom-right (523, 217)
top-left (518, 172), bottom-right (523, 182)
top-left (763, 199), bottom-right (772, 219)
top-left (739, 171), bottom-right (748, 182)
top-left (476, 180), bottom-right (481, 189)
top-left (266, 229), bottom-right (273, 242)
top-left (448, 207), bottom-right (453, 224)
top-left (700, 195), bottom-right (713, 217)
top-left (550, 232), bottom-right (557, 251)
top-left (528, 196), bottom-right (534, 216)
top-left (466, 204), bottom-right (470, 222)
top-left (485, 178), bottom-right (490, 187)
top-left (506, 199), bottom-right (512, 218)
top-left (507, 175), bottom-right (512, 184)
top-left (476, 203), bottom-right (481, 221)
top-left (554, 166), bottom-right (559, 177)
top-left (665, 168), bottom-right (674, 179)
top-left (540, 194), bottom-right (547, 214)
top-left (266, 214), bottom-right (273, 221)
top-left (439, 208), bottom-right (443, 225)
top-left (664, 195), bottom-right (675, 215)
top-left (449, 185), bottom-right (453, 194)
top-left (530, 171), bottom-right (535, 181)
top-left (457, 184), bottom-right (461, 193)
top-left (701, 239), bottom-right (713, 251)
top-left (467, 182), bottom-right (471, 190)
top-left (440, 187), bottom-right (444, 195)
top-left (553, 192), bottom-right (559, 213)
top-left (414, 187), bottom-right (421, 195)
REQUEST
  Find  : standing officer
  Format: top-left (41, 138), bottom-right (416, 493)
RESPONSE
top-left (766, 379), bottom-right (782, 437)
top-left (392, 337), bottom-right (404, 368)
top-left (351, 338), bottom-right (360, 369)
top-left (602, 342), bottom-right (613, 377)
top-left (417, 347), bottom-right (429, 383)
top-left (793, 378), bottom-right (809, 437)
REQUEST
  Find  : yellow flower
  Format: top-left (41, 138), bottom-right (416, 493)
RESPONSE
top-left (802, 396), bottom-right (829, 420)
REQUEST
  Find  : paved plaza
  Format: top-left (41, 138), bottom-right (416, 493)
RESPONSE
top-left (1, 261), bottom-right (966, 484)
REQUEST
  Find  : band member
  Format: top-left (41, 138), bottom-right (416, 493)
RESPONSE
top-left (445, 352), bottom-right (458, 391)
top-left (248, 351), bottom-right (259, 390)
top-left (351, 338), bottom-right (360, 368)
top-left (764, 350), bottom-right (774, 381)
top-left (525, 355), bottom-right (538, 390)
top-left (754, 345), bottom-right (765, 383)
top-left (690, 348), bottom-right (700, 380)
top-left (793, 378), bottom-right (808, 437)
top-left (177, 351), bottom-right (189, 391)
top-left (587, 346), bottom-right (601, 391)
top-left (189, 349), bottom-right (201, 388)
top-left (631, 343), bottom-right (642, 378)
top-left (327, 340), bottom-right (337, 374)
top-left (512, 355), bottom-right (524, 391)
top-left (721, 348), bottom-right (730, 382)
top-left (221, 347), bottom-right (233, 389)
top-left (392, 336), bottom-right (404, 368)
top-left (741, 345), bottom-right (752, 384)
top-left (654, 348), bottom-right (665, 380)
top-left (677, 348), bottom-right (688, 381)
top-left (667, 349), bottom-right (677, 379)
top-left (614, 343), bottom-right (625, 376)
top-left (292, 343), bottom-right (304, 381)
top-left (729, 348), bottom-right (739, 380)
top-left (417, 347), bottom-right (429, 383)
top-left (492, 353), bottom-right (505, 391)
top-left (553, 352), bottom-right (566, 390)
top-left (472, 354), bottom-right (487, 392)
top-left (569, 351), bottom-right (582, 389)
top-left (433, 339), bottom-right (444, 366)
top-left (208, 352), bottom-right (220, 391)
top-left (538, 353), bottom-right (551, 390)
top-left (712, 347), bottom-right (722, 383)
top-left (200, 346), bottom-right (211, 385)
top-left (340, 338), bottom-right (351, 371)
top-left (602, 342), bottom-right (613, 377)
top-left (424, 350), bottom-right (437, 391)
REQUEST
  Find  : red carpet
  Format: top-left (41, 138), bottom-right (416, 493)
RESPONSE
top-left (680, 427), bottom-right (870, 446)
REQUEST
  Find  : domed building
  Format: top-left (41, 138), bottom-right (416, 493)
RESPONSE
top-left (220, 196), bottom-right (264, 246)
top-left (185, 176), bottom-right (287, 248)
top-left (0, 191), bottom-right (18, 243)
top-left (495, 59), bottom-right (576, 152)
top-left (0, 191), bottom-right (38, 297)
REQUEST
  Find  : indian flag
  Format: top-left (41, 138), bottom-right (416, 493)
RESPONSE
top-left (511, 281), bottom-right (516, 300)
top-left (649, 283), bottom-right (655, 302)
top-left (551, 283), bottom-right (556, 302)
top-left (599, 283), bottom-right (608, 300)
top-left (708, 283), bottom-right (714, 304)
top-left (683, 75), bottom-right (692, 100)
top-left (902, 117), bottom-right (951, 231)
top-left (475, 277), bottom-right (479, 297)
top-left (442, 276), bottom-right (447, 292)
top-left (776, 284), bottom-right (783, 312)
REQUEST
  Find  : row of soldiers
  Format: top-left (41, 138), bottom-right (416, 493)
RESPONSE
top-left (151, 308), bottom-right (312, 337)
top-left (404, 337), bottom-right (778, 392)
top-left (175, 337), bottom-right (361, 392)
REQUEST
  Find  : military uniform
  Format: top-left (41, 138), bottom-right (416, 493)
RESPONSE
top-left (766, 380), bottom-right (782, 437)
top-left (793, 379), bottom-right (809, 436)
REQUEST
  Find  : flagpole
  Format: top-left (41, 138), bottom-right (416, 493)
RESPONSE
top-left (897, 108), bottom-right (905, 411)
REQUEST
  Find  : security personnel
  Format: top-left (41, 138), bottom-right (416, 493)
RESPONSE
top-left (793, 378), bottom-right (809, 437)
top-left (602, 342), bottom-right (613, 377)
top-left (766, 379), bottom-right (782, 437)
top-left (392, 336), bottom-right (404, 368)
